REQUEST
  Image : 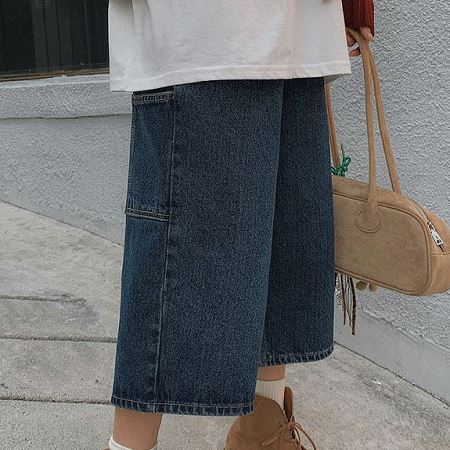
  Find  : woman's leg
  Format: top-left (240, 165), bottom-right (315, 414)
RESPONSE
top-left (257, 364), bottom-right (285, 381)
top-left (111, 408), bottom-right (162, 450)
top-left (256, 364), bottom-right (286, 410)
top-left (109, 79), bottom-right (286, 448)
top-left (224, 77), bottom-right (333, 450)
top-left (256, 364), bottom-right (286, 408)
top-left (259, 75), bottom-right (335, 367)
top-left (109, 367), bottom-right (286, 450)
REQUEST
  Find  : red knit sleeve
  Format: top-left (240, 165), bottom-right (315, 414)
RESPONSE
top-left (342, 0), bottom-right (375, 36)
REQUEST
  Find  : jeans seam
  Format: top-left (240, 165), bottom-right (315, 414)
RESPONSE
top-left (110, 395), bottom-right (255, 416)
top-left (260, 343), bottom-right (334, 365)
top-left (153, 86), bottom-right (177, 403)
top-left (132, 92), bottom-right (174, 104)
top-left (111, 395), bottom-right (253, 408)
top-left (124, 207), bottom-right (169, 221)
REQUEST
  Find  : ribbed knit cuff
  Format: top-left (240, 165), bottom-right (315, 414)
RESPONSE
top-left (342, 0), bottom-right (375, 36)
top-left (255, 378), bottom-right (286, 410)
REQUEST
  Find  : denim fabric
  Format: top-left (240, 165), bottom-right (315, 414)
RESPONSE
top-left (111, 77), bottom-right (335, 417)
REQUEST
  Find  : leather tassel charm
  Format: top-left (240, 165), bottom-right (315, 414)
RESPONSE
top-left (335, 272), bottom-right (357, 335)
top-left (356, 280), bottom-right (380, 292)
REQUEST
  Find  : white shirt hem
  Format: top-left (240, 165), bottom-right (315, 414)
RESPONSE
top-left (109, 61), bottom-right (351, 92)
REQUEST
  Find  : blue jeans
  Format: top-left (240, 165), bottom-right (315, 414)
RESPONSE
top-left (111, 77), bottom-right (335, 416)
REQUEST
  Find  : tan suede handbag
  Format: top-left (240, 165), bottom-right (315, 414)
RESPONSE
top-left (325, 29), bottom-right (450, 333)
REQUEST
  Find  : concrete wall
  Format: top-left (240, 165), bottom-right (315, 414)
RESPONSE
top-left (0, 2), bottom-right (449, 402)
top-left (332, 1), bottom-right (450, 403)
top-left (0, 74), bottom-right (130, 243)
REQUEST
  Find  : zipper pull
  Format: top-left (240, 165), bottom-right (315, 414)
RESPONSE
top-left (428, 221), bottom-right (444, 249)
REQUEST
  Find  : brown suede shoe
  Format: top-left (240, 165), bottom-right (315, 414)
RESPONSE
top-left (224, 386), bottom-right (317, 450)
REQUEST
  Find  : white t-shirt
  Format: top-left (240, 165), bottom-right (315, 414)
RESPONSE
top-left (108, 0), bottom-right (351, 92)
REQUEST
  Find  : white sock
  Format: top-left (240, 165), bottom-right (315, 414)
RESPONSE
top-left (109, 436), bottom-right (157, 450)
top-left (255, 377), bottom-right (286, 410)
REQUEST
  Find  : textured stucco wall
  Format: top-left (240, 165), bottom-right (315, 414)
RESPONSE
top-left (0, 75), bottom-right (130, 243)
top-left (0, 2), bottom-right (449, 401)
top-left (331, 1), bottom-right (450, 402)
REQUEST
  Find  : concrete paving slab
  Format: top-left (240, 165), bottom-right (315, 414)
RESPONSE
top-left (0, 401), bottom-right (115, 450)
top-left (0, 297), bottom-right (116, 341)
top-left (0, 401), bottom-right (234, 450)
top-left (0, 340), bottom-right (114, 403)
top-left (0, 201), bottom-right (121, 341)
top-left (2, 346), bottom-right (449, 450)
top-left (1, 200), bottom-right (449, 450)
top-left (288, 346), bottom-right (450, 450)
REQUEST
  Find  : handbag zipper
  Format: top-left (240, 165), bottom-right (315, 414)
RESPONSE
top-left (410, 200), bottom-right (445, 251)
top-left (428, 222), bottom-right (444, 248)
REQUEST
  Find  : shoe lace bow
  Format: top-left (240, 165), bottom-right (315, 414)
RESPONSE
top-left (261, 415), bottom-right (318, 450)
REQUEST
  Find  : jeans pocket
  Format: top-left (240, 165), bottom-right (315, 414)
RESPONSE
top-left (125, 87), bottom-right (175, 221)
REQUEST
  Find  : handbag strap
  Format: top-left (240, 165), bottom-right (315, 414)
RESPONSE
top-left (325, 82), bottom-right (342, 169)
top-left (325, 28), bottom-right (402, 197)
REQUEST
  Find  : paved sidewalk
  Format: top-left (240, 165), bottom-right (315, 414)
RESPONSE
top-left (0, 200), bottom-right (449, 450)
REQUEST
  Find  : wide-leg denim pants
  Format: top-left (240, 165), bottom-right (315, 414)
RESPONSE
top-left (111, 77), bottom-right (336, 416)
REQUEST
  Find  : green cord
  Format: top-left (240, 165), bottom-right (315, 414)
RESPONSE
top-left (331, 144), bottom-right (351, 177)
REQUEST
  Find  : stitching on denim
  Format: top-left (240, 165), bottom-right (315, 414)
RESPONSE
top-left (260, 344), bottom-right (334, 364)
top-left (111, 395), bottom-right (254, 408)
top-left (162, 88), bottom-right (177, 295)
top-left (154, 86), bottom-right (177, 404)
top-left (132, 92), bottom-right (174, 104)
top-left (125, 207), bottom-right (169, 221)
top-left (261, 346), bottom-right (334, 362)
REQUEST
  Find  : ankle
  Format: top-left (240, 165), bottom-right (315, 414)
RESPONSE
top-left (255, 377), bottom-right (286, 410)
